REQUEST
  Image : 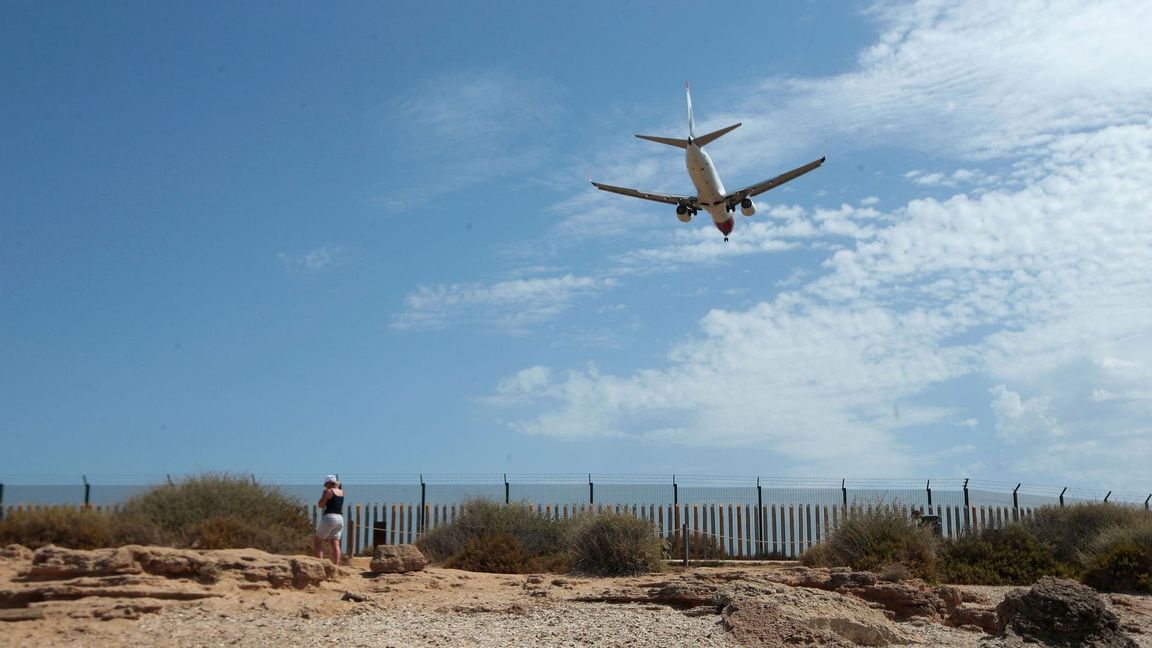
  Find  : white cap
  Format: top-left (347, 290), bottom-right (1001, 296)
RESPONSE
top-left (324, 474), bottom-right (338, 484)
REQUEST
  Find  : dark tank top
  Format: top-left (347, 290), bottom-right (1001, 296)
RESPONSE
top-left (324, 492), bottom-right (344, 515)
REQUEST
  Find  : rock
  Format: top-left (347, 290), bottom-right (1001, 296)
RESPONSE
top-left (994, 576), bottom-right (1137, 648)
top-left (723, 599), bottom-right (857, 647)
top-left (0, 608), bottom-right (45, 622)
top-left (369, 544), bottom-right (427, 574)
top-left (26, 545), bottom-right (141, 579)
top-left (1, 545), bottom-right (34, 562)
top-left (341, 591), bottom-right (370, 603)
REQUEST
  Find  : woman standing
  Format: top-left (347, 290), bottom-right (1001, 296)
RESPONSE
top-left (315, 475), bottom-right (345, 565)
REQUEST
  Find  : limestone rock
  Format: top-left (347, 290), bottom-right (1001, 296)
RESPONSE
top-left (994, 576), bottom-right (1136, 648)
top-left (0, 545), bottom-right (34, 562)
top-left (370, 544), bottom-right (427, 574)
top-left (26, 545), bottom-right (141, 579)
top-left (723, 599), bottom-right (856, 647)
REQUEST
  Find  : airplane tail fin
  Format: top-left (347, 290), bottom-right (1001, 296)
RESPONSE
top-left (635, 82), bottom-right (740, 148)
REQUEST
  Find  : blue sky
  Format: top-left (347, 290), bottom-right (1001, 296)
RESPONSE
top-left (2, 1), bottom-right (1151, 494)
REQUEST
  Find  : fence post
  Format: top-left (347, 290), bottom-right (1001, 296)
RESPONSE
top-left (841, 479), bottom-right (847, 508)
top-left (756, 477), bottom-right (763, 556)
top-left (682, 523), bottom-right (689, 567)
top-left (419, 475), bottom-right (426, 534)
top-left (672, 475), bottom-right (678, 508)
top-left (1012, 483), bottom-right (1020, 510)
top-left (588, 474), bottom-right (594, 506)
top-left (1103, 491), bottom-right (1111, 503)
top-left (1059, 487), bottom-right (1067, 507)
top-left (1145, 494), bottom-right (1150, 511)
top-left (83, 475), bottom-right (91, 509)
top-left (504, 473), bottom-right (509, 505)
top-left (0, 482), bottom-right (4, 521)
top-left (166, 474), bottom-right (174, 486)
top-left (926, 480), bottom-right (932, 508)
top-left (962, 478), bottom-right (970, 532)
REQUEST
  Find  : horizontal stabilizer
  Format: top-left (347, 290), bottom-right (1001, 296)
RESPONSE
top-left (635, 134), bottom-right (691, 149)
top-left (692, 122), bottom-right (741, 147)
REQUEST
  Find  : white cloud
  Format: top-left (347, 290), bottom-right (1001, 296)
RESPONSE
top-left (277, 245), bottom-right (347, 274)
top-left (392, 274), bottom-right (615, 334)
top-left (989, 385), bottom-right (1064, 441)
top-left (486, 1), bottom-right (1152, 489)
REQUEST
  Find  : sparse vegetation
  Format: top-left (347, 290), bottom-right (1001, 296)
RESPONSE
top-left (416, 498), bottom-right (569, 571)
top-left (568, 511), bottom-right (664, 575)
top-left (1080, 516), bottom-right (1152, 593)
top-left (667, 529), bottom-right (726, 561)
top-left (938, 524), bottom-right (1067, 585)
top-left (800, 503), bottom-right (938, 580)
top-left (0, 506), bottom-right (116, 549)
top-left (118, 473), bottom-right (312, 553)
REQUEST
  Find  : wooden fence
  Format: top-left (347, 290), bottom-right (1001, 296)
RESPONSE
top-left (0, 501), bottom-right (1037, 559)
top-left (318, 501), bottom-right (1038, 559)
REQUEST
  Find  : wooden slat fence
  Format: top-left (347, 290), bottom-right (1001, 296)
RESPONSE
top-left (0, 501), bottom-right (1038, 559)
top-left (317, 502), bottom-right (1039, 558)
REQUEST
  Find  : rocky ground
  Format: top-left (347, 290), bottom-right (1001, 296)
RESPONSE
top-left (2, 543), bottom-right (1149, 647)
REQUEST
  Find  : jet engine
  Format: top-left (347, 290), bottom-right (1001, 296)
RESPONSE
top-left (740, 198), bottom-right (756, 217)
top-left (676, 204), bottom-right (693, 223)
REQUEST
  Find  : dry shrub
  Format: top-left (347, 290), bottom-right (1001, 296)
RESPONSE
top-left (1081, 516), bottom-right (1152, 593)
top-left (801, 503), bottom-right (937, 580)
top-left (937, 524), bottom-right (1067, 585)
top-left (0, 507), bottom-right (114, 549)
top-left (668, 529), bottom-right (726, 561)
top-left (445, 533), bottom-right (541, 574)
top-left (1022, 503), bottom-right (1145, 568)
top-left (417, 498), bottom-right (567, 564)
top-left (568, 511), bottom-right (664, 576)
top-left (119, 473), bottom-right (311, 553)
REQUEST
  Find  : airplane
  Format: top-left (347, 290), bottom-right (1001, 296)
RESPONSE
top-left (590, 83), bottom-right (825, 241)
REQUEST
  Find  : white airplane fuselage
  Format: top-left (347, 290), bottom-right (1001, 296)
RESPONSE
top-left (686, 143), bottom-right (735, 237)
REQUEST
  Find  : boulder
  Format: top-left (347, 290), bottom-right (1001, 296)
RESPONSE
top-left (369, 544), bottom-right (427, 574)
top-left (994, 576), bottom-right (1136, 648)
top-left (26, 545), bottom-right (141, 579)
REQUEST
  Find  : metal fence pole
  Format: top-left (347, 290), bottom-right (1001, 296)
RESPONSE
top-left (841, 479), bottom-right (847, 508)
top-left (1012, 483), bottom-right (1020, 510)
top-left (926, 480), bottom-right (932, 508)
top-left (503, 473), bottom-right (509, 505)
top-left (962, 478), bottom-right (970, 532)
top-left (419, 475), bottom-right (426, 534)
top-left (756, 477), bottom-right (763, 557)
top-left (682, 523), bottom-right (689, 567)
top-left (1104, 491), bottom-right (1111, 503)
top-left (1145, 494), bottom-right (1150, 511)
top-left (588, 474), bottom-right (594, 506)
top-left (1059, 486), bottom-right (1067, 507)
top-left (83, 475), bottom-right (91, 509)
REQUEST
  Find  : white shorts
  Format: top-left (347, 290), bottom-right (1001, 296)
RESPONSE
top-left (316, 513), bottom-right (344, 540)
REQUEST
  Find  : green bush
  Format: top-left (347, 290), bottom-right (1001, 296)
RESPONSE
top-left (938, 524), bottom-right (1068, 585)
top-left (1080, 517), bottom-right (1152, 593)
top-left (417, 498), bottom-right (568, 565)
top-left (118, 473), bottom-right (311, 554)
top-left (800, 504), bottom-right (938, 580)
top-left (568, 511), bottom-right (664, 576)
top-left (0, 507), bottom-right (115, 549)
top-left (1022, 503), bottom-right (1145, 568)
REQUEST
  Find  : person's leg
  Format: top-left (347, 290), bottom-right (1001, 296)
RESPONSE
top-left (329, 538), bottom-right (342, 565)
top-left (314, 536), bottom-right (324, 560)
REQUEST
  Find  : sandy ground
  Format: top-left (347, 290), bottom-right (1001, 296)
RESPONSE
top-left (4, 554), bottom-right (1151, 647)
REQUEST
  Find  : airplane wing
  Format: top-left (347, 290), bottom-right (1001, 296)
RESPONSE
top-left (722, 156), bottom-right (826, 205)
top-left (590, 181), bottom-right (695, 207)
